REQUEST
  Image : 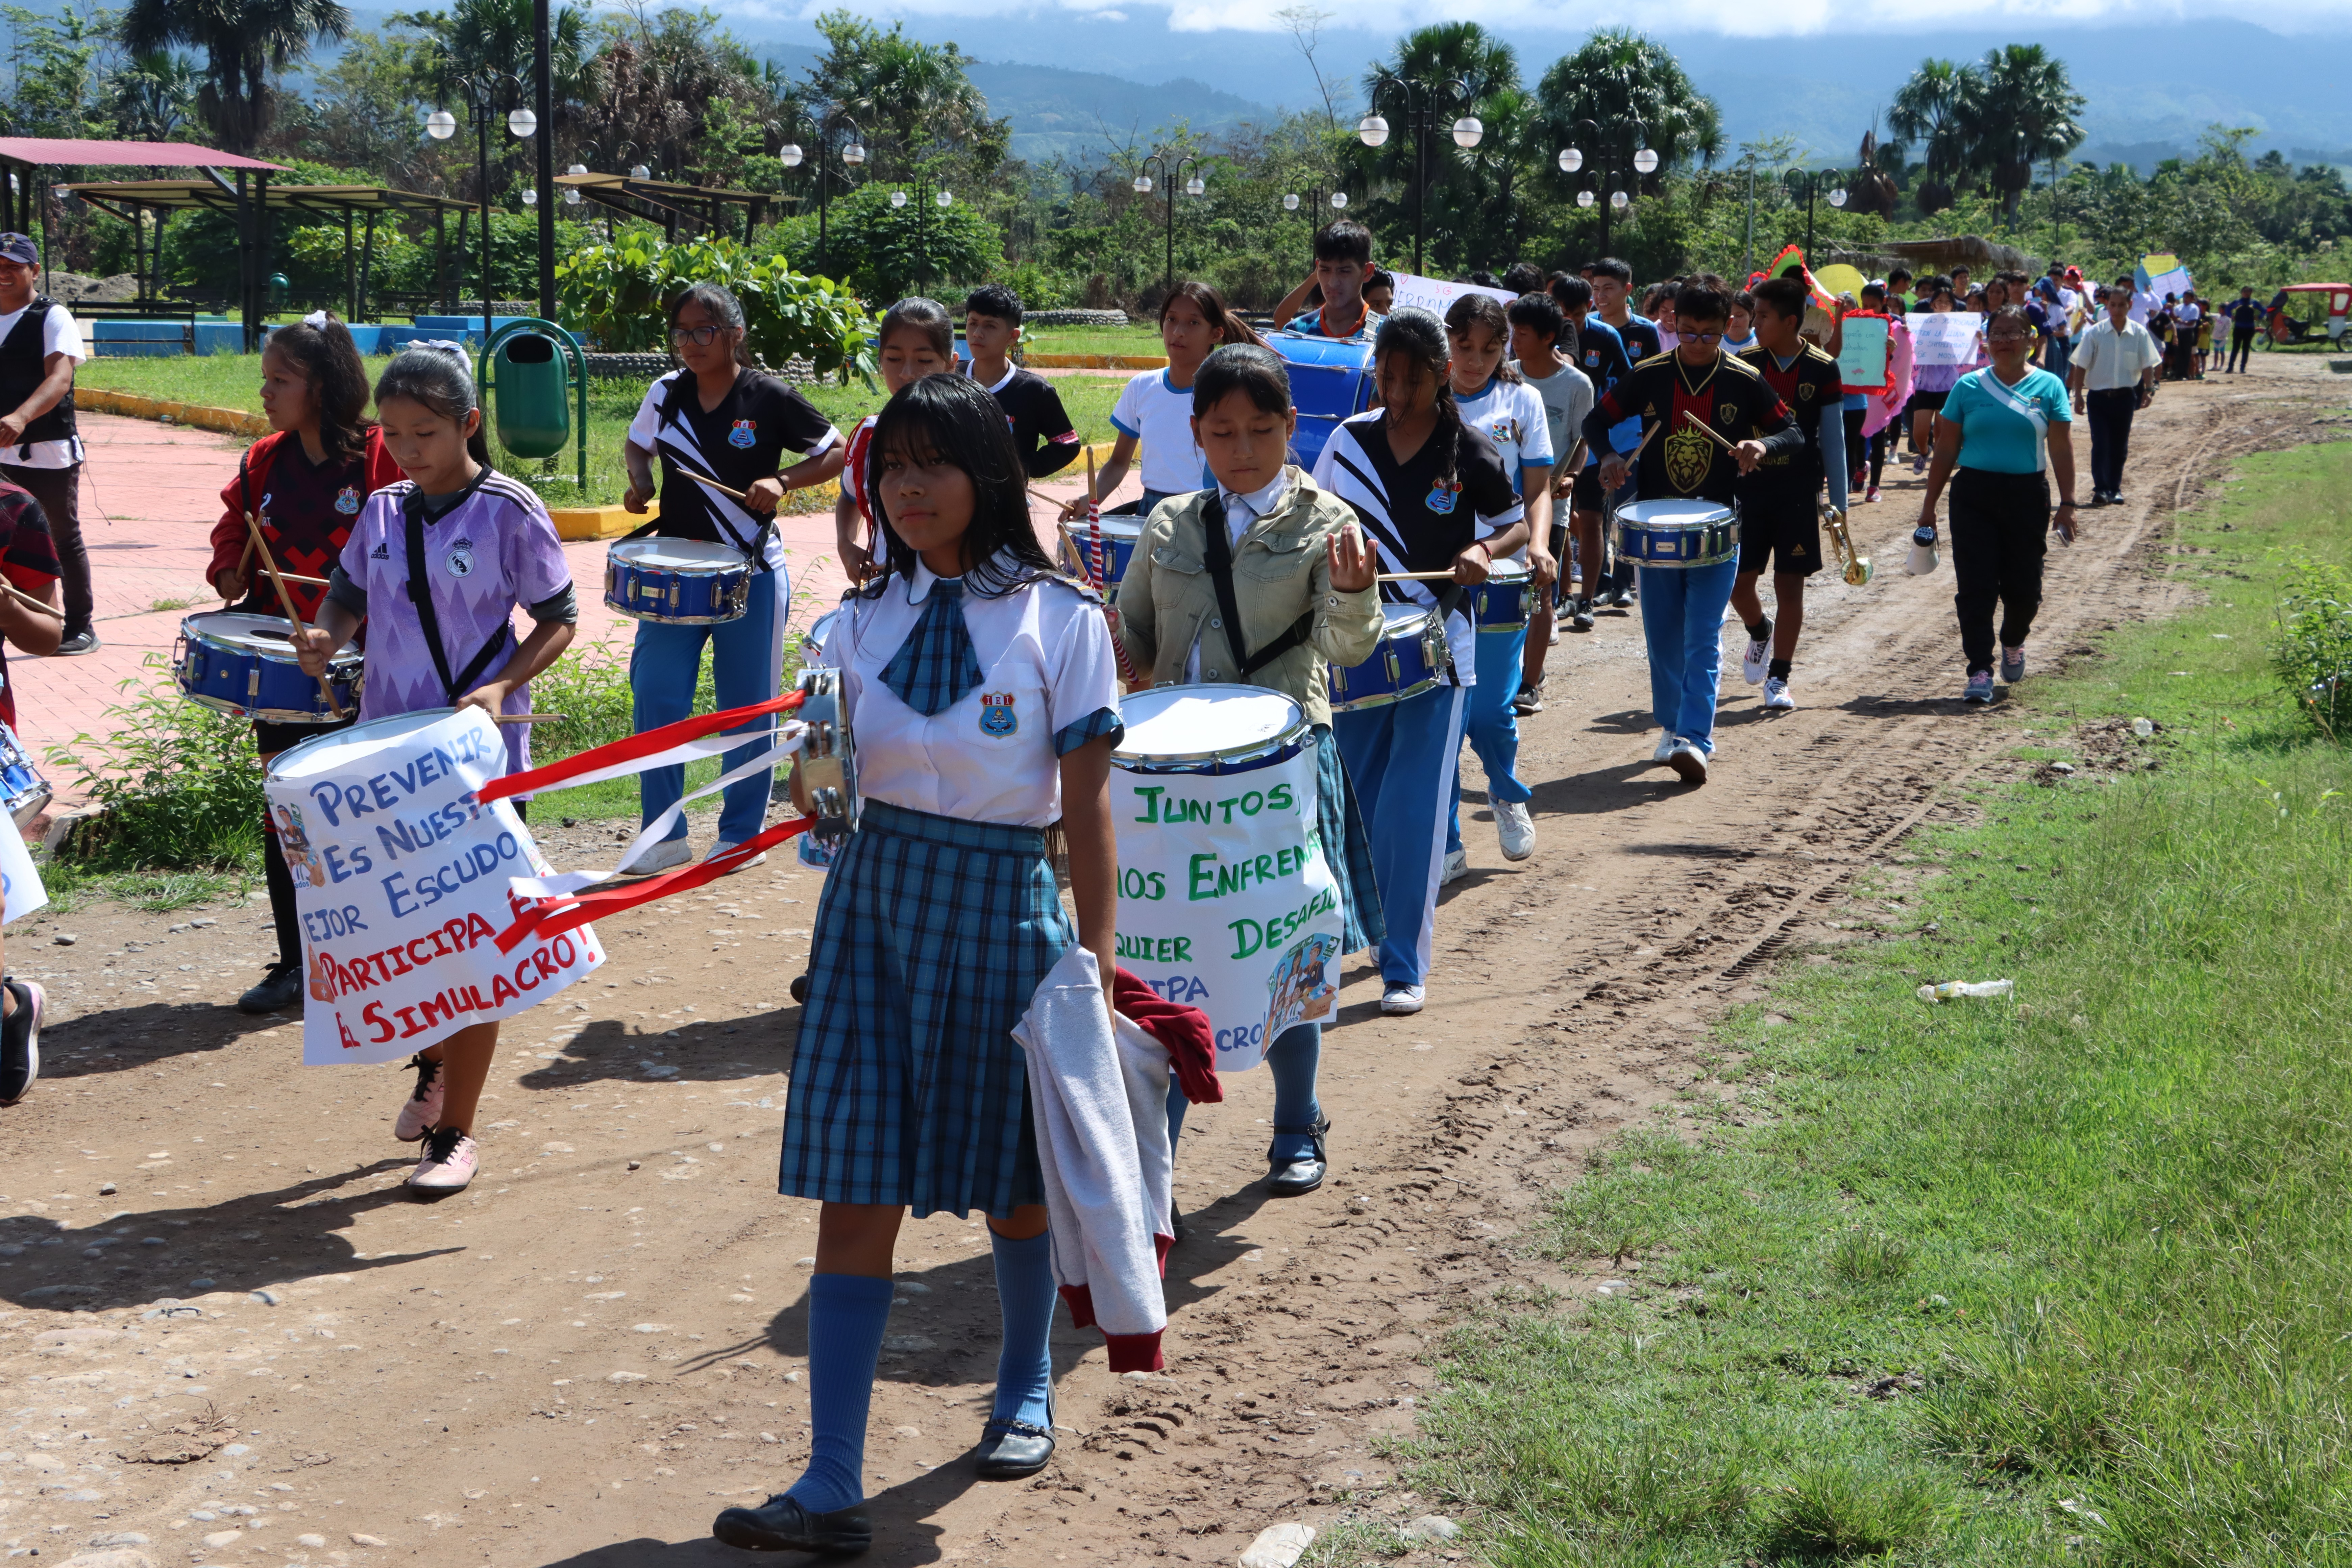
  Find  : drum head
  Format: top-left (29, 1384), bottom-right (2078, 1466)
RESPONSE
top-left (267, 707), bottom-right (466, 782)
top-left (184, 611), bottom-right (357, 659)
top-left (1485, 559), bottom-right (1531, 583)
top-left (1114, 685), bottom-right (1304, 765)
top-left (1617, 499), bottom-right (1734, 525)
top-left (611, 538), bottom-right (746, 569)
top-left (1381, 603), bottom-right (1437, 633)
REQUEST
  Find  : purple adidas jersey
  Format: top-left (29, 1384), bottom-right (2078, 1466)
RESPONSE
top-left (338, 471), bottom-right (571, 776)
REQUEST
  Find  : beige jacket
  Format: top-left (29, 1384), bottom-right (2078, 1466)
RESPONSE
top-left (1115, 469), bottom-right (1383, 728)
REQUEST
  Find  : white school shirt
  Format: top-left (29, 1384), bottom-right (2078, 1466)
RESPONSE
top-left (1182, 470), bottom-right (1290, 683)
top-left (827, 556), bottom-right (1121, 828)
top-left (0, 301), bottom-right (86, 468)
top-left (2073, 317), bottom-right (2163, 392)
top-left (1109, 368), bottom-right (1209, 496)
top-left (1452, 375), bottom-right (1553, 565)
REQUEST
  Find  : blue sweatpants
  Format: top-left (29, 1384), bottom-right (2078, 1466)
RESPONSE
top-left (1447, 622), bottom-right (1532, 855)
top-left (1638, 558), bottom-right (1738, 755)
top-left (1333, 683), bottom-right (1467, 987)
top-left (629, 566), bottom-right (783, 847)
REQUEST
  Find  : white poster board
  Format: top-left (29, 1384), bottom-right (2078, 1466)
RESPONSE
top-left (1111, 739), bottom-right (1342, 1073)
top-left (0, 824), bottom-right (45, 925)
top-left (263, 707), bottom-right (603, 1063)
top-left (1908, 312), bottom-right (1985, 368)
top-left (1388, 271), bottom-right (1518, 318)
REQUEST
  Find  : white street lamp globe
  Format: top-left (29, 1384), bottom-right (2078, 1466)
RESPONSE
top-left (1611, 189), bottom-right (1630, 210)
top-left (1282, 192), bottom-right (1299, 211)
top-left (1184, 175), bottom-right (1204, 196)
top-left (935, 190), bottom-right (952, 207)
top-left (889, 190), bottom-right (908, 209)
top-left (1558, 147), bottom-right (1582, 173)
top-left (1633, 147), bottom-right (1659, 174)
top-left (521, 187), bottom-right (537, 206)
top-left (1132, 174), bottom-right (1153, 194)
top-left (507, 107), bottom-right (538, 139)
top-left (1452, 116), bottom-right (1483, 150)
top-left (1829, 188), bottom-right (1848, 208)
top-left (566, 162), bottom-right (587, 176)
top-left (1330, 191), bottom-right (1347, 209)
top-left (563, 187), bottom-right (581, 206)
top-left (425, 109), bottom-right (457, 141)
top-left (779, 144), bottom-right (804, 169)
top-left (1356, 113), bottom-right (1390, 149)
top-left (1577, 189), bottom-right (1594, 208)
top-left (629, 164), bottom-right (650, 180)
top-left (842, 142), bottom-right (865, 167)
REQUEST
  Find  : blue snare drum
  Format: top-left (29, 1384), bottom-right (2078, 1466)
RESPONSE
top-left (1470, 559), bottom-right (1533, 633)
top-left (0, 721), bottom-right (49, 829)
top-left (1268, 332), bottom-right (1376, 471)
top-left (1057, 512), bottom-right (1146, 590)
top-left (1329, 603), bottom-right (1448, 712)
top-left (798, 607), bottom-right (842, 667)
top-left (174, 611), bottom-right (363, 724)
top-left (1113, 684), bottom-right (1309, 778)
top-left (604, 537), bottom-right (753, 624)
top-left (1615, 498), bottom-right (1738, 568)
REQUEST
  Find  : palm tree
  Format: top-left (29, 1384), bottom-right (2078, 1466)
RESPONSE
top-left (1888, 57), bottom-right (1980, 214)
top-left (1534, 30), bottom-right (1721, 196)
top-left (106, 49), bottom-right (203, 142)
top-left (1972, 44), bottom-right (2085, 216)
top-left (1352, 22), bottom-right (1520, 271)
top-left (119, 0), bottom-right (351, 155)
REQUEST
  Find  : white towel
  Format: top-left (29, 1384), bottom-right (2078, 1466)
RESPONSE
top-left (1013, 945), bottom-right (1173, 1371)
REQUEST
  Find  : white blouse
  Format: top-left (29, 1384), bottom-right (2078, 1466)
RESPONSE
top-left (830, 558), bottom-right (1121, 828)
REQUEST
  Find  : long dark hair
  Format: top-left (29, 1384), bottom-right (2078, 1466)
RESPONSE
top-left (1374, 307), bottom-right (1462, 495)
top-left (670, 282), bottom-right (755, 368)
top-left (375, 344), bottom-right (491, 466)
top-left (860, 373), bottom-right (1054, 599)
top-left (1161, 280), bottom-right (1265, 350)
top-left (1443, 293), bottom-right (1520, 385)
top-left (267, 312), bottom-right (372, 465)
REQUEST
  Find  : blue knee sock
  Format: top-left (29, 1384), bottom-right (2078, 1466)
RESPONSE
top-left (1165, 1076), bottom-right (1188, 1152)
top-left (784, 1273), bottom-right (894, 1514)
top-left (989, 1227), bottom-right (1058, 1429)
top-left (1265, 1023), bottom-right (1324, 1161)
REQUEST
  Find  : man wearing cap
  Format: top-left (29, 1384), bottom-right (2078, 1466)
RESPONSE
top-left (0, 233), bottom-right (92, 655)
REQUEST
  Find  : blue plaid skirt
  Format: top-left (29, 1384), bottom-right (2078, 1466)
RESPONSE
top-left (778, 799), bottom-right (1071, 1218)
top-left (1316, 725), bottom-right (1386, 955)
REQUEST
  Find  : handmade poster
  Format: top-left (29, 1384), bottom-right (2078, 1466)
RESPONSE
top-left (263, 706), bottom-right (604, 1064)
top-left (1388, 271), bottom-right (1516, 318)
top-left (1908, 311), bottom-right (1984, 367)
top-left (1836, 313), bottom-right (1892, 393)
top-left (0, 823), bottom-right (45, 925)
top-left (1110, 740), bottom-right (1341, 1074)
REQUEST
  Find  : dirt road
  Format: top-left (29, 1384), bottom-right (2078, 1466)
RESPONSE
top-left (1, 358), bottom-right (2341, 1568)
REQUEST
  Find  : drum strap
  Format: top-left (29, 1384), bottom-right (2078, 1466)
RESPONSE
top-left (1198, 495), bottom-right (1313, 679)
top-left (656, 372), bottom-right (774, 569)
top-left (402, 473), bottom-right (512, 705)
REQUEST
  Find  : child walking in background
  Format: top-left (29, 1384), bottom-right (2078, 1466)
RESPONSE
top-left (1076, 280), bottom-right (1263, 523)
top-left (834, 298), bottom-right (956, 584)
top-left (962, 283), bottom-right (1082, 478)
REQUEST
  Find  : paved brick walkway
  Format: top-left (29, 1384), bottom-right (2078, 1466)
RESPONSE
top-left (14, 411), bottom-right (1138, 809)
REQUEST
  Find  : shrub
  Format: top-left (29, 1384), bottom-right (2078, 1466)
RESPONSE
top-left (45, 659), bottom-right (267, 871)
top-left (558, 237), bottom-right (877, 382)
top-left (776, 181), bottom-right (1007, 306)
top-left (2271, 558), bottom-right (2352, 742)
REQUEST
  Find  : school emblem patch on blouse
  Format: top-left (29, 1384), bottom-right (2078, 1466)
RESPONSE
top-left (978, 691), bottom-right (1018, 738)
top-left (1426, 480), bottom-right (1461, 515)
top-left (727, 419), bottom-right (756, 448)
top-left (334, 485), bottom-right (361, 515)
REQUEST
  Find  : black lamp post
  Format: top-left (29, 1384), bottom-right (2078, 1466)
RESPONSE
top-left (425, 67), bottom-right (535, 331)
top-left (1784, 167), bottom-right (1849, 263)
top-left (1357, 72), bottom-right (1481, 275)
top-left (1556, 117), bottom-right (1655, 260)
top-left (777, 111), bottom-right (866, 277)
top-left (888, 172), bottom-right (954, 291)
top-left (1134, 150), bottom-right (1203, 298)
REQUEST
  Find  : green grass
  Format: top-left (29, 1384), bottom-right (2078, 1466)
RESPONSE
top-left (1019, 322), bottom-right (1169, 357)
top-left (1357, 439), bottom-right (2352, 1567)
top-left (79, 352), bottom-right (1129, 508)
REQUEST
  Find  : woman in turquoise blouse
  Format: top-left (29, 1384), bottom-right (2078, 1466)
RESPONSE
top-left (1917, 304), bottom-right (2079, 705)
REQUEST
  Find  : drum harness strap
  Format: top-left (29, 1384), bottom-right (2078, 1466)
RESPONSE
top-left (401, 467), bottom-right (511, 705)
top-left (1197, 493), bottom-right (1316, 679)
top-left (634, 372), bottom-right (776, 571)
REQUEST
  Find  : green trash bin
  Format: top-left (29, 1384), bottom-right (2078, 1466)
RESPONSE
top-left (492, 331), bottom-right (571, 460)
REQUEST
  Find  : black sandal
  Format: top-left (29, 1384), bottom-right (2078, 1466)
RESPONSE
top-left (1266, 1116), bottom-right (1331, 1197)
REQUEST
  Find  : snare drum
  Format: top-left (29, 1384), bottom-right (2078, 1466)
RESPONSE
top-left (1113, 685), bottom-right (1309, 778)
top-left (798, 608), bottom-right (841, 668)
top-left (1470, 559), bottom-right (1533, 633)
top-left (1329, 604), bottom-right (1448, 712)
top-left (0, 721), bottom-right (50, 829)
top-left (1615, 499), bottom-right (1739, 568)
top-left (1269, 332), bottom-right (1377, 471)
top-left (174, 611), bottom-right (363, 724)
top-left (793, 665), bottom-right (860, 849)
top-left (1057, 513), bottom-right (1146, 590)
top-left (604, 537), bottom-right (753, 624)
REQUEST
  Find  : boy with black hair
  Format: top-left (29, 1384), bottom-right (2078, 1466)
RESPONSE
top-left (1548, 272), bottom-right (1634, 629)
top-left (1731, 275), bottom-right (1847, 714)
top-left (1365, 269), bottom-right (1395, 317)
top-left (962, 282), bottom-right (1081, 478)
top-left (1504, 289), bottom-right (1593, 711)
top-left (1886, 267), bottom-right (1914, 314)
top-left (1501, 262), bottom-right (1545, 295)
top-left (1589, 257), bottom-right (1663, 361)
top-left (1284, 221), bottom-right (1383, 343)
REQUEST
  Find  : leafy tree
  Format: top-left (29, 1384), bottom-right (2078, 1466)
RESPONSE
top-left (119, 0), bottom-right (350, 154)
top-left (106, 48), bottom-right (202, 141)
top-left (1, 4), bottom-right (112, 139)
top-left (558, 233), bottom-right (875, 379)
top-left (777, 174), bottom-right (1003, 303)
top-left (1532, 29), bottom-right (1720, 259)
top-left (1349, 22), bottom-right (1520, 274)
top-left (1888, 57), bottom-right (1978, 213)
top-left (572, 8), bottom-right (768, 190)
top-left (1975, 44), bottom-right (2084, 214)
top-left (804, 10), bottom-right (1006, 191)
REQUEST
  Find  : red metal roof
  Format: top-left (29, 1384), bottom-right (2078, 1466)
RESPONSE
top-left (0, 138), bottom-right (285, 170)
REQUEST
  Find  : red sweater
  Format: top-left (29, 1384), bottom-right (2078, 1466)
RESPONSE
top-left (208, 427), bottom-right (403, 621)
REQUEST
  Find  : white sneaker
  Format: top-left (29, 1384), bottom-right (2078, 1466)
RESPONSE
top-left (407, 1127), bottom-right (479, 1194)
top-left (617, 836), bottom-right (692, 877)
top-left (1667, 739), bottom-right (1709, 785)
top-left (1380, 984), bottom-right (1426, 1015)
top-left (1440, 848), bottom-right (1468, 885)
top-left (709, 841), bottom-right (767, 873)
top-left (1652, 734), bottom-right (1677, 763)
top-left (1741, 635), bottom-right (1770, 685)
top-left (1495, 801), bottom-right (1536, 862)
top-left (1763, 677), bottom-right (1794, 711)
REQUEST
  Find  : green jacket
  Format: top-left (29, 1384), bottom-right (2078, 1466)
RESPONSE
top-left (1115, 470), bottom-right (1383, 728)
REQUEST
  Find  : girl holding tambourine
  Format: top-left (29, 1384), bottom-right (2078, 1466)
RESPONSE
top-left (619, 283), bottom-right (845, 878)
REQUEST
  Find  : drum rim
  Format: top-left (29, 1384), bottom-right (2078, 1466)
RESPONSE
top-left (264, 705), bottom-right (483, 782)
top-left (1617, 498), bottom-right (1737, 523)
top-left (1112, 682), bottom-right (1309, 769)
top-left (182, 611), bottom-right (361, 663)
top-left (1057, 514), bottom-right (1146, 537)
top-left (609, 537), bottom-right (753, 570)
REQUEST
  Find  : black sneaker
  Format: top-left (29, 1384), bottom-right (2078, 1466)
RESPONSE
top-left (238, 960), bottom-right (304, 1015)
top-left (1, 979), bottom-right (42, 1104)
top-left (54, 627), bottom-right (99, 656)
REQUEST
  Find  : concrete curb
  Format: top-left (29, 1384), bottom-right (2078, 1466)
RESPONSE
top-left (1024, 353), bottom-right (1168, 370)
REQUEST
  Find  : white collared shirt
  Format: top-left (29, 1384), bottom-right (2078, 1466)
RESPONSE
top-left (2073, 316), bottom-right (2163, 391)
top-left (1183, 472), bottom-right (1292, 680)
top-left (827, 555), bottom-right (1120, 827)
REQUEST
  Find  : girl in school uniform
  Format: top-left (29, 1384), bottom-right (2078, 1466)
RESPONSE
top-left (1115, 343), bottom-right (1384, 1214)
top-left (1310, 309), bottom-right (1525, 1017)
top-left (206, 311), bottom-right (404, 1015)
top-left (1072, 280), bottom-right (1262, 524)
top-left (292, 345), bottom-right (578, 1194)
top-left (618, 283), bottom-right (846, 878)
top-left (832, 298), bottom-right (957, 585)
top-left (713, 373), bottom-right (1123, 1557)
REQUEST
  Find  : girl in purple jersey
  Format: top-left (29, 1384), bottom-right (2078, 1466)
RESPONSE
top-left (294, 344), bottom-right (578, 1193)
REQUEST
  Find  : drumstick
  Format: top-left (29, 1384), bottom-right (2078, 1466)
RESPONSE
top-left (1, 579), bottom-right (59, 619)
top-left (493, 713), bottom-right (567, 724)
top-left (245, 511), bottom-right (344, 721)
top-left (684, 470), bottom-right (752, 505)
top-left (1084, 448), bottom-right (1142, 683)
top-left (1377, 570), bottom-right (1470, 582)
top-left (1680, 409), bottom-right (1741, 454)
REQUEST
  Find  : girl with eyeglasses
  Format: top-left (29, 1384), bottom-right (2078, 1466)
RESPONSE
top-left (616, 284), bottom-right (847, 878)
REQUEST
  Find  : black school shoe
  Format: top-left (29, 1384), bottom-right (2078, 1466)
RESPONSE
top-left (238, 960), bottom-right (304, 1015)
top-left (976, 1413), bottom-right (1055, 1479)
top-left (711, 1494), bottom-right (872, 1554)
top-left (1, 979), bottom-right (42, 1104)
top-left (1266, 1116), bottom-right (1331, 1196)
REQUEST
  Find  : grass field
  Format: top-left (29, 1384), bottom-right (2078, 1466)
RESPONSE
top-left (76, 353), bottom-right (1131, 508)
top-left (1324, 441), bottom-right (2352, 1566)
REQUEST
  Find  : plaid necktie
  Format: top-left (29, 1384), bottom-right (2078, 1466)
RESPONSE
top-left (879, 577), bottom-right (985, 717)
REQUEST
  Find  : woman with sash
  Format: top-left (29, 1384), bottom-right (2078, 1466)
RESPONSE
top-left (619, 284), bottom-right (845, 876)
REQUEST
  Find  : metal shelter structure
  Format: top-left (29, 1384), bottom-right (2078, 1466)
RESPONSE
top-left (552, 170), bottom-right (768, 242)
top-left (61, 179), bottom-right (478, 333)
top-left (0, 138), bottom-right (285, 344)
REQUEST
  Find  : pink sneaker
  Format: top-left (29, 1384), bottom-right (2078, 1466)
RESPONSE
top-left (393, 1053), bottom-right (445, 1142)
top-left (408, 1126), bottom-right (479, 1193)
